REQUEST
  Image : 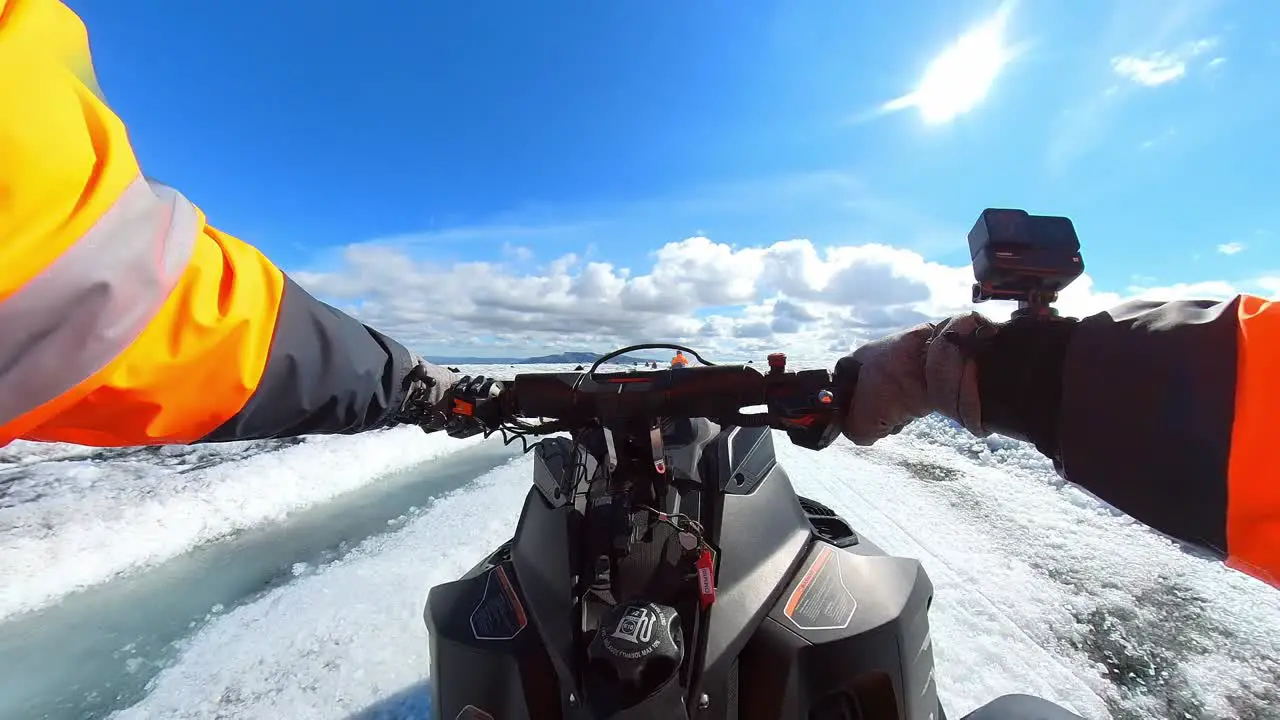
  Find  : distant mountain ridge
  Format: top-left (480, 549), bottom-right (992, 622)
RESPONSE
top-left (424, 351), bottom-right (666, 365)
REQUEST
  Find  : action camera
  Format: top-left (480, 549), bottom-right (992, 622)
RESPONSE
top-left (968, 209), bottom-right (1084, 318)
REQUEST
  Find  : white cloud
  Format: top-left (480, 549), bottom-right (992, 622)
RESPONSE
top-left (877, 1), bottom-right (1019, 125)
top-left (1112, 53), bottom-right (1185, 86)
top-left (501, 243), bottom-right (535, 263)
top-left (290, 234), bottom-right (1274, 362)
top-left (1111, 37), bottom-right (1219, 87)
top-left (1048, 5), bottom-right (1223, 173)
top-left (1216, 242), bottom-right (1245, 255)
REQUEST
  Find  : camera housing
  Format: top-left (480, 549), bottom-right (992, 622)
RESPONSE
top-left (968, 208), bottom-right (1084, 318)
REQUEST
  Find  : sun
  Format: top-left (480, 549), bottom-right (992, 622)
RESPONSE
top-left (882, 1), bottom-right (1018, 125)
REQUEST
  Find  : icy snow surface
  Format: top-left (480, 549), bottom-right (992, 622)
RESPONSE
top-left (1, 362), bottom-right (1277, 720)
top-left (0, 426), bottom-right (483, 621)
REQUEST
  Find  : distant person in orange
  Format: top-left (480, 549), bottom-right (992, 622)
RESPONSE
top-left (670, 351), bottom-right (689, 368)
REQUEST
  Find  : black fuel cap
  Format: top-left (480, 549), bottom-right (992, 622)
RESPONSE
top-left (587, 601), bottom-right (684, 697)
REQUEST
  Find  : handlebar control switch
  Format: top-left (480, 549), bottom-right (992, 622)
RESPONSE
top-left (766, 353), bottom-right (787, 374)
top-left (442, 375), bottom-right (505, 439)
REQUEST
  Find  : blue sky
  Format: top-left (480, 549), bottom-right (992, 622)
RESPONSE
top-left (70, 0), bottom-right (1280, 355)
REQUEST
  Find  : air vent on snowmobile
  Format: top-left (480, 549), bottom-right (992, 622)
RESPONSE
top-left (797, 496), bottom-right (859, 548)
top-left (798, 497), bottom-right (836, 517)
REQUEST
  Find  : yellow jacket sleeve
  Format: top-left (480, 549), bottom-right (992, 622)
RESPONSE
top-left (0, 0), bottom-right (420, 447)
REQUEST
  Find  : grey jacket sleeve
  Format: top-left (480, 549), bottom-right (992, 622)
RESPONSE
top-left (200, 275), bottom-right (422, 441)
top-left (1057, 297), bottom-right (1241, 558)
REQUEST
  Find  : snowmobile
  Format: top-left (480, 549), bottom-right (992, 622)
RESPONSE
top-left (424, 208), bottom-right (1089, 718)
top-left (422, 346), bottom-right (1085, 720)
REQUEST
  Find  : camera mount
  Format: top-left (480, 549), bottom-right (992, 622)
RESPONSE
top-left (968, 208), bottom-right (1084, 320)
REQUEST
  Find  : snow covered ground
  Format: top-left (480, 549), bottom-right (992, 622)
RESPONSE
top-left (1, 362), bottom-right (1277, 720)
top-left (0, 427), bottom-right (485, 621)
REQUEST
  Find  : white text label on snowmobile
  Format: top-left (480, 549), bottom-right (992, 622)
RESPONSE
top-left (601, 603), bottom-right (675, 661)
top-left (469, 565), bottom-right (528, 641)
top-left (782, 544), bottom-right (857, 631)
top-left (611, 605), bottom-right (657, 644)
top-left (696, 546), bottom-right (716, 609)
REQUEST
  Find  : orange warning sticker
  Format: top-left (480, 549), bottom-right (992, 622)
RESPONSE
top-left (469, 565), bottom-right (528, 641)
top-left (782, 544), bottom-right (857, 631)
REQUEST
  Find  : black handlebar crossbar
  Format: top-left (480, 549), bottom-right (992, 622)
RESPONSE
top-left (488, 363), bottom-right (853, 451)
top-left (511, 365), bottom-right (771, 420)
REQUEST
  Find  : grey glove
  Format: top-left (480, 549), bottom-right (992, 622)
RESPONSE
top-left (843, 312), bottom-right (998, 445)
top-left (392, 357), bottom-right (458, 431)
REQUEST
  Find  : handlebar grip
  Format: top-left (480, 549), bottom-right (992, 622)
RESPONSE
top-left (508, 373), bottom-right (588, 418)
top-left (653, 366), bottom-right (769, 417)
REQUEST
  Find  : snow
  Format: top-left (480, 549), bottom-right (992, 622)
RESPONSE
top-left (0, 361), bottom-right (612, 621)
top-left (1, 361), bottom-right (1278, 719)
top-left (109, 454), bottom-right (534, 720)
top-left (0, 427), bottom-right (484, 621)
top-left (112, 424), bottom-right (1280, 719)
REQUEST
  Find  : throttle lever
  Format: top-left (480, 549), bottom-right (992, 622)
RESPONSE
top-left (831, 355), bottom-right (861, 414)
top-left (782, 361), bottom-right (860, 451)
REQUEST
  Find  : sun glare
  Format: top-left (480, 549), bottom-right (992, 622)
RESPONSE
top-left (883, 2), bottom-right (1017, 124)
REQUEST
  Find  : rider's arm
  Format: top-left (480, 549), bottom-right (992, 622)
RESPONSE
top-left (0, 0), bottom-right (428, 447)
top-left (978, 294), bottom-right (1279, 587)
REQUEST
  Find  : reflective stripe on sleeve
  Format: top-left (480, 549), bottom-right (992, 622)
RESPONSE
top-left (0, 175), bottom-right (197, 428)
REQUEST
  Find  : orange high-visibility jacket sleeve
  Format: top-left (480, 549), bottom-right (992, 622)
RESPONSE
top-left (0, 0), bottom-right (420, 447)
top-left (1058, 294), bottom-right (1279, 588)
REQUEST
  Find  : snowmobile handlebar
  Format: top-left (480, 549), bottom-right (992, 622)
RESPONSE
top-left (483, 355), bottom-right (856, 451)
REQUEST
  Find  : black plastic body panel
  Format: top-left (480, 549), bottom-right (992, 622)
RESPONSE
top-left (695, 425), bottom-right (814, 715)
top-left (425, 558), bottom-right (564, 720)
top-left (510, 486), bottom-right (580, 703)
top-left (426, 426), bottom-right (945, 720)
top-left (961, 694), bottom-right (1085, 719)
top-left (740, 541), bottom-right (939, 719)
top-left (720, 425), bottom-right (778, 495)
top-left (532, 436), bottom-right (596, 508)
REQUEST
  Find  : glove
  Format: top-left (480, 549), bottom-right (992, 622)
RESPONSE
top-left (842, 313), bottom-right (996, 445)
top-left (841, 312), bottom-right (1078, 454)
top-left (391, 358), bottom-right (457, 431)
top-left (394, 358), bottom-right (506, 438)
top-left (438, 375), bottom-right (505, 438)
